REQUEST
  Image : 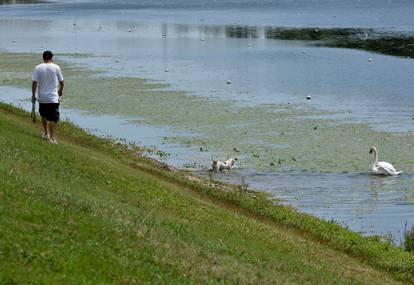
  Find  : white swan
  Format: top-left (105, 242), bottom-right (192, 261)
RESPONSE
top-left (369, 146), bottom-right (402, 175)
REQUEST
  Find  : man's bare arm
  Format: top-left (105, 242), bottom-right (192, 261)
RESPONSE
top-left (58, 80), bottom-right (64, 96)
top-left (32, 81), bottom-right (37, 103)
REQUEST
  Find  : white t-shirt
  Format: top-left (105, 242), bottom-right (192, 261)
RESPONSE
top-left (32, 63), bottom-right (64, 103)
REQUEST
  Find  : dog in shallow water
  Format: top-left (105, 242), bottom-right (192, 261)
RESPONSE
top-left (211, 158), bottom-right (237, 172)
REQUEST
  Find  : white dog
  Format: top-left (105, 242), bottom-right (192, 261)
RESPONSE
top-left (211, 158), bottom-right (237, 172)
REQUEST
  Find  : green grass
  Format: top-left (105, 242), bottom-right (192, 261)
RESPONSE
top-left (0, 103), bottom-right (413, 284)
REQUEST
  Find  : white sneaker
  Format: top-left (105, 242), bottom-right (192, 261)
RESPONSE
top-left (41, 133), bottom-right (49, 140)
top-left (50, 138), bottom-right (58, 145)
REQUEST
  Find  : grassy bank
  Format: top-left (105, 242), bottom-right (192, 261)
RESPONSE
top-left (1, 102), bottom-right (414, 284)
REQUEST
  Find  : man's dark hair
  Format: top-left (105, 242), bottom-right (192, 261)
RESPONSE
top-left (43, 50), bottom-right (53, 61)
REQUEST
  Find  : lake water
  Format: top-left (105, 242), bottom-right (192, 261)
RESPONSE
top-left (1, 0), bottom-right (414, 243)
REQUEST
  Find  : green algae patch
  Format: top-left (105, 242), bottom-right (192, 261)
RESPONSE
top-left (0, 52), bottom-right (99, 87)
top-left (229, 25), bottom-right (414, 59)
top-left (166, 105), bottom-right (414, 173)
top-left (2, 51), bottom-right (414, 174)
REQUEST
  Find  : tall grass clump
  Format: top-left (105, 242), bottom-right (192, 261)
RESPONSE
top-left (403, 222), bottom-right (414, 253)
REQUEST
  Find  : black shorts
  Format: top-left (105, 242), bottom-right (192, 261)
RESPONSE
top-left (39, 103), bottom-right (60, 123)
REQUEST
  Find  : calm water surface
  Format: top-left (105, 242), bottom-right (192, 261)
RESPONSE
top-left (1, 0), bottom-right (414, 242)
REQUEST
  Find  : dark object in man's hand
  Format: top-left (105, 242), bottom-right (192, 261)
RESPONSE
top-left (31, 103), bottom-right (36, 123)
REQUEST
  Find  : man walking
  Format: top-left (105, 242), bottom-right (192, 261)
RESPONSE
top-left (31, 51), bottom-right (64, 144)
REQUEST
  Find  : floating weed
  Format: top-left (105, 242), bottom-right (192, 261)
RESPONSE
top-left (155, 149), bottom-right (170, 159)
top-left (142, 145), bottom-right (170, 160)
top-left (183, 161), bottom-right (199, 169)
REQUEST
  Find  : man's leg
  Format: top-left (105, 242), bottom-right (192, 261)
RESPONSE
top-left (48, 121), bottom-right (57, 141)
top-left (41, 117), bottom-right (48, 135)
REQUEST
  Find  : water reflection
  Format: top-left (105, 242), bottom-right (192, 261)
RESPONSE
top-left (0, 18), bottom-right (50, 33)
top-left (0, 0), bottom-right (47, 4)
top-left (113, 20), bottom-right (414, 58)
top-left (226, 25), bottom-right (258, 38)
top-left (368, 174), bottom-right (400, 189)
top-left (109, 20), bottom-right (414, 58)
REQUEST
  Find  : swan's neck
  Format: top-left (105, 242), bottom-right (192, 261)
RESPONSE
top-left (372, 149), bottom-right (378, 165)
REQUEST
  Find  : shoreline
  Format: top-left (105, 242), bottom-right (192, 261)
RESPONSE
top-left (1, 50), bottom-right (414, 243)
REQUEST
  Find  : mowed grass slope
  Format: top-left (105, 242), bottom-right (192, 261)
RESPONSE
top-left (0, 103), bottom-right (410, 284)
